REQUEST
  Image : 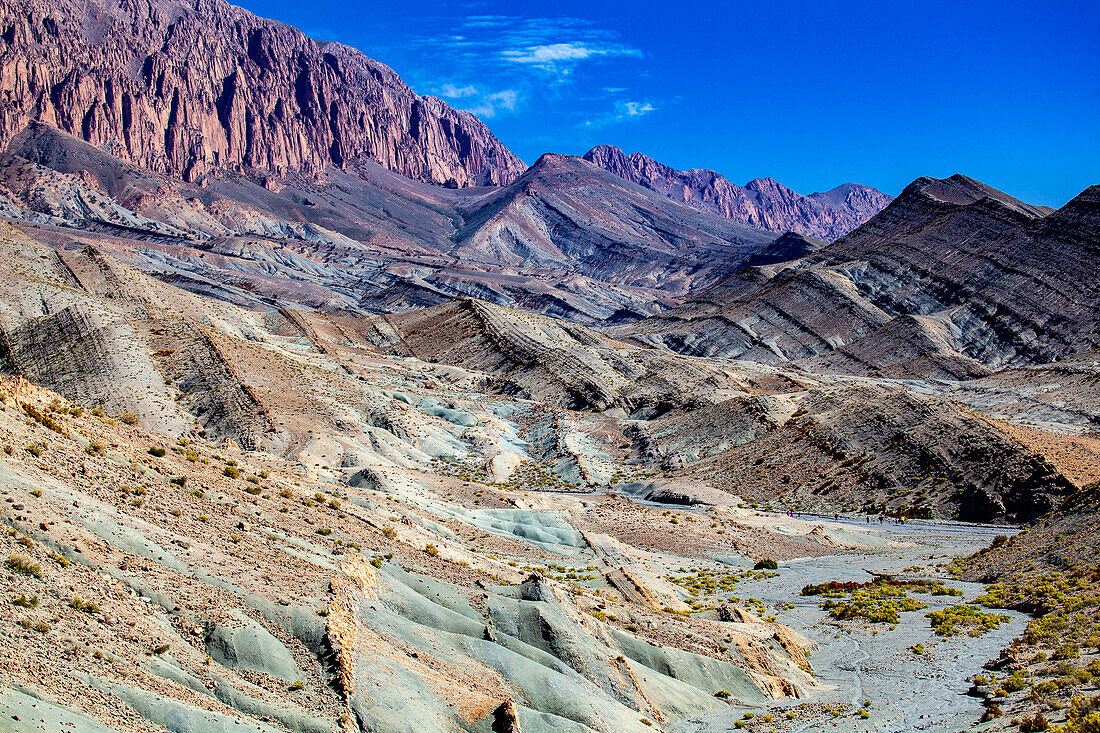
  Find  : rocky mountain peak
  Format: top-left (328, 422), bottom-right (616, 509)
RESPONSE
top-left (582, 145), bottom-right (892, 241)
top-left (0, 0), bottom-right (526, 186)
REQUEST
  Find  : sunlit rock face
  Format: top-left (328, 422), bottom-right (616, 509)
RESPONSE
top-left (0, 0), bottom-right (525, 186)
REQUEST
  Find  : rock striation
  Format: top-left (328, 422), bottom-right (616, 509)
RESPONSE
top-left (0, 0), bottom-right (525, 186)
top-left (618, 175), bottom-right (1100, 378)
top-left (583, 144), bottom-right (892, 241)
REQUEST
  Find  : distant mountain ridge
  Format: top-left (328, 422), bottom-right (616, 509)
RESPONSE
top-left (615, 174), bottom-right (1100, 379)
top-left (0, 0), bottom-right (526, 186)
top-left (583, 145), bottom-right (892, 241)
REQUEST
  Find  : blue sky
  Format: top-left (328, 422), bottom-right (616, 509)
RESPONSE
top-left (238, 0), bottom-right (1098, 206)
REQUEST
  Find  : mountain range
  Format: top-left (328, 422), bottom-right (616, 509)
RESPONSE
top-left (583, 145), bottom-right (892, 241)
top-left (0, 0), bottom-right (1097, 730)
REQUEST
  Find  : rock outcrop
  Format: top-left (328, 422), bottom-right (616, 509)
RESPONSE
top-left (0, 0), bottom-right (525, 186)
top-left (583, 145), bottom-right (892, 241)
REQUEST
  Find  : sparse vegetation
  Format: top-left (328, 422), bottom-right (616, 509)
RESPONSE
top-left (69, 596), bottom-right (100, 614)
top-left (11, 594), bottom-right (38, 608)
top-left (5, 555), bottom-right (42, 578)
top-left (22, 402), bottom-right (67, 435)
top-left (927, 605), bottom-right (1010, 636)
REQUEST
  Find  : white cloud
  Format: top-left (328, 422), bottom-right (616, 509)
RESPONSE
top-left (502, 41), bottom-right (641, 77)
top-left (440, 83), bottom-right (479, 98)
top-left (437, 85), bottom-right (521, 118)
top-left (620, 101), bottom-right (655, 117)
top-left (582, 99), bottom-right (658, 128)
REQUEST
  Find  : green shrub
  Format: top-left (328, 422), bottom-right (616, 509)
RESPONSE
top-left (754, 559), bottom-right (778, 570)
top-left (11, 594), bottom-right (38, 608)
top-left (926, 605), bottom-right (1010, 637)
top-left (148, 446), bottom-right (166, 457)
top-left (1053, 644), bottom-right (1081, 660)
top-left (223, 466), bottom-right (241, 479)
top-left (5, 555), bottom-right (42, 578)
top-left (69, 596), bottom-right (100, 614)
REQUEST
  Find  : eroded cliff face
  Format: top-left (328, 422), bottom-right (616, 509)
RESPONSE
top-left (583, 145), bottom-right (892, 241)
top-left (0, 0), bottom-right (525, 186)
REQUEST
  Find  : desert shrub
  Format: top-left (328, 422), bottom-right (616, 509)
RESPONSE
top-left (279, 488), bottom-right (293, 499)
top-left (927, 605), bottom-right (1011, 637)
top-left (11, 594), bottom-right (38, 608)
top-left (1019, 712), bottom-right (1050, 732)
top-left (754, 559), bottom-right (778, 570)
top-left (1003, 670), bottom-right (1028, 692)
top-left (148, 446), bottom-right (166, 457)
top-left (223, 466), bottom-right (241, 479)
top-left (315, 528), bottom-right (332, 536)
top-left (244, 486), bottom-right (262, 495)
top-left (424, 544), bottom-right (439, 557)
top-left (152, 644), bottom-right (170, 655)
top-left (25, 443), bottom-right (44, 457)
top-left (47, 551), bottom-right (69, 568)
top-left (118, 411), bottom-right (138, 425)
top-left (22, 403), bottom-right (66, 435)
top-left (5, 555), bottom-right (42, 578)
top-left (85, 441), bottom-right (105, 456)
top-left (1053, 644), bottom-right (1081, 660)
top-left (981, 703), bottom-right (1002, 721)
top-left (69, 596), bottom-right (100, 614)
top-left (382, 526), bottom-right (397, 539)
top-left (170, 476), bottom-right (187, 487)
